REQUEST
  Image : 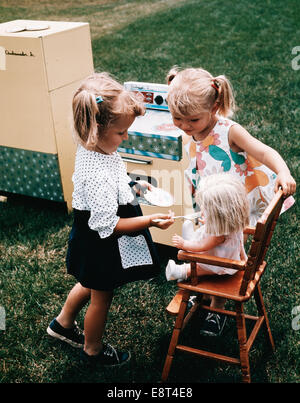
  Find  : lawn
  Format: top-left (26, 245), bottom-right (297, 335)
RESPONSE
top-left (0, 0), bottom-right (299, 384)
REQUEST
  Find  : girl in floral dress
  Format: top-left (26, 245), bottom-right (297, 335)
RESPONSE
top-left (165, 66), bottom-right (296, 336)
top-left (166, 66), bottom-right (296, 227)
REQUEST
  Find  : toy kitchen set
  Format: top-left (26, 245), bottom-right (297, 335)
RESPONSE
top-left (0, 19), bottom-right (191, 246)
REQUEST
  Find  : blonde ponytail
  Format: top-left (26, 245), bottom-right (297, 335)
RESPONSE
top-left (166, 66), bottom-right (180, 85)
top-left (72, 89), bottom-right (99, 147)
top-left (213, 75), bottom-right (236, 117)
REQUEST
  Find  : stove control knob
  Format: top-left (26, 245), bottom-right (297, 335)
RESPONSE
top-left (154, 95), bottom-right (164, 105)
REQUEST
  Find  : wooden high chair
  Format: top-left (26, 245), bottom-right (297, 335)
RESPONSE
top-left (161, 189), bottom-right (284, 383)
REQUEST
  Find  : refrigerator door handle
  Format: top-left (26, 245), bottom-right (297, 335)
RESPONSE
top-left (121, 156), bottom-right (153, 165)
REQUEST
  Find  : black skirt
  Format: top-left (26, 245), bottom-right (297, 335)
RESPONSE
top-left (66, 203), bottom-right (160, 291)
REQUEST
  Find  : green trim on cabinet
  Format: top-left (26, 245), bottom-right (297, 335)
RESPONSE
top-left (0, 146), bottom-right (64, 202)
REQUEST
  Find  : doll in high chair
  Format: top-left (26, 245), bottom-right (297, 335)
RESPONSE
top-left (166, 173), bottom-right (249, 336)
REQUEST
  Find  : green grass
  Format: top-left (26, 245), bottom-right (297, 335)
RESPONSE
top-left (0, 0), bottom-right (299, 383)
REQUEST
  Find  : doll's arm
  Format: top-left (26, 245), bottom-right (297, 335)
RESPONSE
top-left (172, 233), bottom-right (225, 252)
top-left (229, 124), bottom-right (296, 195)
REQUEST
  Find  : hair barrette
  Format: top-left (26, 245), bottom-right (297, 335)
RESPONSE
top-left (96, 95), bottom-right (103, 104)
top-left (211, 79), bottom-right (220, 92)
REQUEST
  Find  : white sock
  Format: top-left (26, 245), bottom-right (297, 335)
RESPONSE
top-left (166, 260), bottom-right (188, 281)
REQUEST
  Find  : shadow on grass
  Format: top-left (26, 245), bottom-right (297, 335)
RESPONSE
top-left (156, 307), bottom-right (275, 383)
top-left (0, 193), bottom-right (71, 248)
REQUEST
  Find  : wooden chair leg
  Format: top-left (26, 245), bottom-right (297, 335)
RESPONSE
top-left (254, 284), bottom-right (275, 351)
top-left (161, 290), bottom-right (190, 382)
top-left (235, 302), bottom-right (251, 383)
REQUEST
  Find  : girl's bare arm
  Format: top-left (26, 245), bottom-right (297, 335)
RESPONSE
top-left (114, 213), bottom-right (174, 234)
top-left (229, 124), bottom-right (296, 195)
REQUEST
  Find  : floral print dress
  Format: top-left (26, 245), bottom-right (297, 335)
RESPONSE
top-left (183, 117), bottom-right (294, 226)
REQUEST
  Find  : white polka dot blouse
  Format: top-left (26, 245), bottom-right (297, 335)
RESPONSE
top-left (72, 145), bottom-right (134, 238)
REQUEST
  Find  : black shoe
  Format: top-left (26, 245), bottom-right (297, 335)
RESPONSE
top-left (80, 343), bottom-right (131, 367)
top-left (200, 313), bottom-right (227, 336)
top-left (187, 295), bottom-right (198, 311)
top-left (47, 318), bottom-right (84, 348)
top-left (187, 295), bottom-right (210, 311)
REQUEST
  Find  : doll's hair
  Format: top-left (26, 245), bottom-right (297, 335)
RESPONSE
top-left (72, 72), bottom-right (145, 147)
top-left (166, 66), bottom-right (236, 118)
top-left (196, 173), bottom-right (249, 236)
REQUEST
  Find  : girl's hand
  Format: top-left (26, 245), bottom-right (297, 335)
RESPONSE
top-left (197, 212), bottom-right (205, 225)
top-left (134, 180), bottom-right (154, 196)
top-left (150, 210), bottom-right (175, 229)
top-left (275, 171), bottom-right (296, 196)
top-left (172, 234), bottom-right (185, 249)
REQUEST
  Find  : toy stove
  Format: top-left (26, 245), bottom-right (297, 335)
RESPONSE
top-left (119, 82), bottom-right (191, 246)
top-left (121, 81), bottom-right (181, 161)
top-left (124, 81), bottom-right (169, 111)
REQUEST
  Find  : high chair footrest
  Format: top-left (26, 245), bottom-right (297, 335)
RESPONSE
top-left (176, 345), bottom-right (240, 365)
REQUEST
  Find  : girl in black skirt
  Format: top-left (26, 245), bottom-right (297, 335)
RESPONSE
top-left (47, 72), bottom-right (174, 366)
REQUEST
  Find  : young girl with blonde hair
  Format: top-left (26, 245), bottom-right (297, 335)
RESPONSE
top-left (166, 173), bottom-right (249, 336)
top-left (47, 72), bottom-right (174, 366)
top-left (166, 66), bottom-right (296, 226)
top-left (166, 66), bottom-right (296, 335)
